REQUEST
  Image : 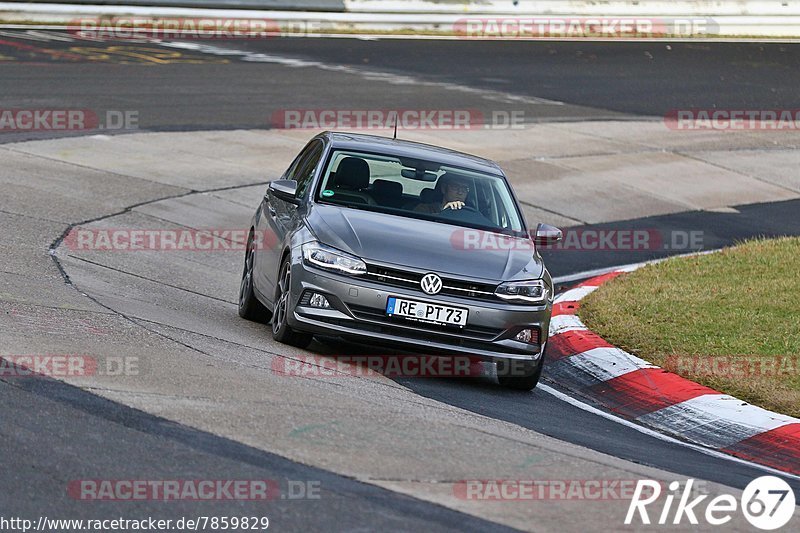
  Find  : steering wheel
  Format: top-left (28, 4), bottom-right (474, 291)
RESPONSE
top-left (442, 204), bottom-right (479, 213)
top-left (440, 204), bottom-right (497, 228)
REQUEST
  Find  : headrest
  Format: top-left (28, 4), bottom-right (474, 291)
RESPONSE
top-left (372, 179), bottom-right (403, 197)
top-left (334, 157), bottom-right (370, 190)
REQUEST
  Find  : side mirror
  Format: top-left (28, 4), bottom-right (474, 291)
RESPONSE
top-left (268, 180), bottom-right (300, 205)
top-left (533, 223), bottom-right (562, 246)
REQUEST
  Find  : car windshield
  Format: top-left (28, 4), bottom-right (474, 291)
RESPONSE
top-left (315, 149), bottom-right (525, 235)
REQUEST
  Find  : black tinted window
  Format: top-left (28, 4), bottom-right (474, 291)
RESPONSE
top-left (287, 140), bottom-right (324, 199)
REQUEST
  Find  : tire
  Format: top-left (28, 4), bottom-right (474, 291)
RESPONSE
top-left (496, 355), bottom-right (544, 391)
top-left (238, 231), bottom-right (272, 323)
top-left (272, 256), bottom-right (314, 348)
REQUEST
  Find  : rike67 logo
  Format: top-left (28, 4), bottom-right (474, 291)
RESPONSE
top-left (626, 477), bottom-right (796, 530)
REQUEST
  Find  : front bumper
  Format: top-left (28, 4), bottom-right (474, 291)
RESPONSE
top-left (287, 257), bottom-right (551, 362)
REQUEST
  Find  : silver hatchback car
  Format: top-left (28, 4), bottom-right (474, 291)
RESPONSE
top-left (239, 132), bottom-right (562, 390)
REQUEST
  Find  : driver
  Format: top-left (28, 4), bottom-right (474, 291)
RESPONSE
top-left (415, 173), bottom-right (471, 214)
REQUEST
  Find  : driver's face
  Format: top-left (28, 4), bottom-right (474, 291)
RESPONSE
top-left (445, 181), bottom-right (469, 201)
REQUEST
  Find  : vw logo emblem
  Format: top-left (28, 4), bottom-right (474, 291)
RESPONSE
top-left (420, 273), bottom-right (443, 295)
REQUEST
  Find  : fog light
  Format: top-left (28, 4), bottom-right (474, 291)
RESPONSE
top-left (309, 293), bottom-right (331, 308)
top-left (515, 329), bottom-right (532, 343)
top-left (515, 329), bottom-right (540, 344)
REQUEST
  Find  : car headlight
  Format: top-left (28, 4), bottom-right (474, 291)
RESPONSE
top-left (302, 242), bottom-right (367, 275)
top-left (495, 279), bottom-right (549, 304)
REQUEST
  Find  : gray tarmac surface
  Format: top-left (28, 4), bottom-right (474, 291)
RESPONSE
top-left (1, 32), bottom-right (799, 531)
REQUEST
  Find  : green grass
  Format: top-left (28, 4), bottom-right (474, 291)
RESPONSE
top-left (579, 237), bottom-right (800, 417)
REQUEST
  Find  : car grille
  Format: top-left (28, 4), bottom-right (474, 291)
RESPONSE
top-left (365, 264), bottom-right (498, 302)
top-left (348, 304), bottom-right (504, 341)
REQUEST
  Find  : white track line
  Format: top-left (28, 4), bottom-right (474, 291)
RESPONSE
top-left (547, 250), bottom-right (800, 480)
top-left (639, 395), bottom-right (799, 449)
top-left (554, 285), bottom-right (598, 302)
top-left (548, 314), bottom-right (587, 335)
top-left (157, 40), bottom-right (563, 106)
top-left (539, 384), bottom-right (800, 482)
top-left (568, 346), bottom-right (658, 381)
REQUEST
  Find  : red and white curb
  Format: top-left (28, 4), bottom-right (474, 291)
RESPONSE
top-left (547, 266), bottom-right (800, 476)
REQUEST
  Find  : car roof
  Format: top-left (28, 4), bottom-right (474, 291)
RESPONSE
top-left (319, 131), bottom-right (505, 176)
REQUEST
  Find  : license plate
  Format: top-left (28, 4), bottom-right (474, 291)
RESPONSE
top-left (385, 296), bottom-right (468, 327)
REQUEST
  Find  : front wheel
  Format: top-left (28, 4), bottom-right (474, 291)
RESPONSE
top-left (496, 355), bottom-right (544, 391)
top-left (272, 257), bottom-right (314, 349)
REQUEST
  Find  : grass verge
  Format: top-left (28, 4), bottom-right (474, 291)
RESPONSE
top-left (579, 237), bottom-right (800, 417)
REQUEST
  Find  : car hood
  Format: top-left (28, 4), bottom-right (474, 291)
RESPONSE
top-left (306, 205), bottom-right (543, 281)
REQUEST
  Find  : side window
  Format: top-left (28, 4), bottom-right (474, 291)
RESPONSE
top-left (287, 140), bottom-right (324, 199)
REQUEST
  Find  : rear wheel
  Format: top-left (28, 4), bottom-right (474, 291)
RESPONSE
top-left (496, 355), bottom-right (544, 391)
top-left (272, 257), bottom-right (314, 348)
top-left (238, 232), bottom-right (272, 322)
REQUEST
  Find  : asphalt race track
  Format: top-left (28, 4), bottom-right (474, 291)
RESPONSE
top-left (1, 32), bottom-right (800, 531)
top-left (1, 36), bottom-right (799, 137)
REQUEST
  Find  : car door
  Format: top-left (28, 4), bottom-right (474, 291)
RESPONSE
top-left (255, 139), bottom-right (325, 301)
